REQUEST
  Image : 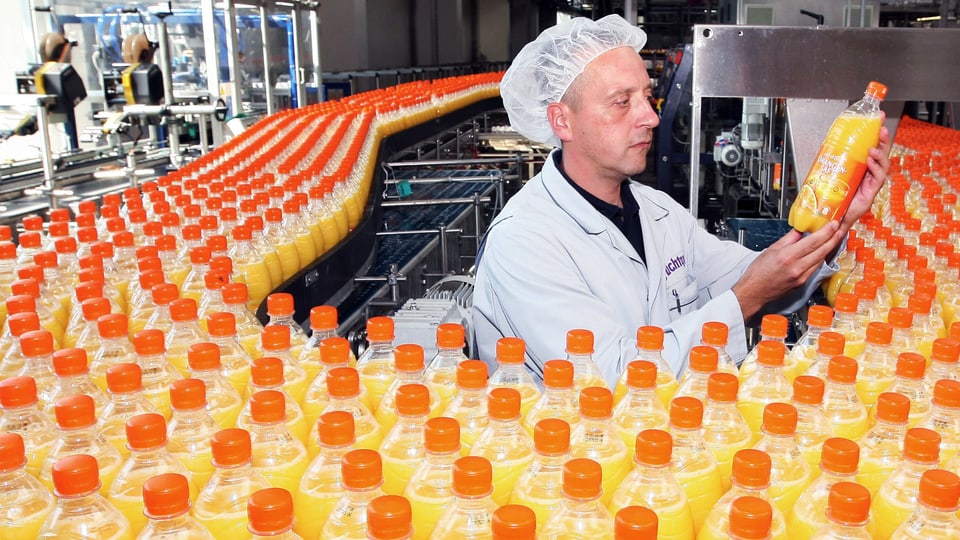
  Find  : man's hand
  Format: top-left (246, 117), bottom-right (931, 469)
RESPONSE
top-left (841, 120), bottom-right (891, 236)
top-left (732, 220), bottom-right (845, 320)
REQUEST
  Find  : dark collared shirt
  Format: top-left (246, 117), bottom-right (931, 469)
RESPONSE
top-left (555, 152), bottom-right (646, 264)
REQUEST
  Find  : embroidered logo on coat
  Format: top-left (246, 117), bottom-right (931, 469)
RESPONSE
top-left (664, 255), bottom-right (686, 278)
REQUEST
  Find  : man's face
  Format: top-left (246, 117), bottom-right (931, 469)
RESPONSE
top-left (557, 47), bottom-right (660, 182)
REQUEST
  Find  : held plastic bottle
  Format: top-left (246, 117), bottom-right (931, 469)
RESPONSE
top-left (702, 372), bottom-right (753, 491)
top-left (788, 80), bottom-right (887, 233)
top-left (737, 314), bottom-right (790, 384)
top-left (870, 427), bottom-right (942, 538)
top-left (488, 337), bottom-right (541, 419)
top-left (786, 437), bottom-right (861, 540)
top-left (425, 322), bottom-right (468, 409)
top-left (668, 396), bottom-right (724, 533)
top-left (700, 321), bottom-right (738, 376)
top-left (356, 316), bottom-right (397, 409)
top-left (130, 329), bottom-right (182, 419)
top-left (442, 359), bottom-right (489, 453)
top-left (247, 390), bottom-right (310, 496)
top-left (294, 410), bottom-right (356, 538)
top-left (612, 360), bottom-right (669, 455)
top-left (188, 341), bottom-right (244, 429)
top-left (192, 428), bottom-right (272, 537)
top-left (789, 307), bottom-right (835, 381)
top-left (42, 394), bottom-right (123, 496)
top-left (366, 494), bottom-right (414, 540)
top-left (890, 469), bottom-right (960, 539)
top-left (614, 325), bottom-right (678, 408)
top-left (470, 387), bottom-right (535, 506)
top-left (876, 352), bottom-right (929, 427)
top-left (264, 293), bottom-right (309, 366)
top-left (565, 328), bottom-right (608, 392)
top-left (493, 504), bottom-right (538, 540)
top-left (810, 482), bottom-right (872, 540)
top-left (854, 322), bottom-right (896, 408)
top-left (728, 496), bottom-right (774, 540)
top-left (90, 313), bottom-right (137, 392)
top-left (522, 359), bottom-right (580, 437)
top-left (404, 416), bottom-right (461, 540)
top-left (375, 344), bottom-right (441, 433)
top-left (47, 347), bottom-right (109, 420)
top-left (98, 362), bottom-right (162, 459)
top-left (259, 325), bottom-right (309, 405)
top-left (751, 402), bottom-right (814, 516)
top-left (37, 454), bottom-right (133, 540)
top-left (822, 356), bottom-right (870, 441)
top-left (207, 311), bottom-right (256, 395)
top-left (138, 472), bottom-right (215, 539)
top-left (0, 376), bottom-right (57, 478)
top-left (322, 366), bottom-right (384, 452)
top-left (0, 432), bottom-right (55, 540)
top-left (238, 356), bottom-right (310, 445)
top-left (801, 331), bottom-right (846, 382)
top-left (675, 345), bottom-right (719, 403)
top-left (379, 383), bottom-right (430, 495)
top-left (430, 455), bottom-right (497, 539)
top-left (737, 341), bottom-right (792, 437)
top-left (321, 448), bottom-right (386, 539)
top-left (509, 417), bottom-right (569, 526)
top-left (538, 458), bottom-right (615, 539)
top-left (167, 378), bottom-right (219, 490)
top-left (607, 428), bottom-right (693, 540)
top-left (856, 392), bottom-right (911, 494)
top-left (247, 487), bottom-right (303, 539)
top-left (699, 448), bottom-right (788, 540)
top-left (916, 379), bottom-right (960, 466)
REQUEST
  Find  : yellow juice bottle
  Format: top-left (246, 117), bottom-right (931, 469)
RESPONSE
top-left (0, 432), bottom-right (55, 540)
top-left (470, 387), bottom-right (535, 506)
top-left (857, 392), bottom-right (910, 494)
top-left (294, 411), bottom-right (356, 539)
top-left (404, 416), bottom-right (461, 540)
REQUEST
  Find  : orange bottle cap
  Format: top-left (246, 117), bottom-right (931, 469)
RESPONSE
top-left (669, 396), bottom-right (704, 429)
top-left (0, 376), bottom-right (38, 408)
top-left (615, 505), bottom-right (658, 539)
top-left (247, 487), bottom-right (294, 534)
top-left (251, 357), bottom-right (284, 387)
top-left (826, 481), bottom-right (871, 526)
top-left (562, 458), bottom-right (602, 500)
top-left (394, 344), bottom-right (425, 371)
top-left (266, 293), bottom-right (295, 316)
top-left (701, 321), bottom-right (728, 346)
top-left (170, 378), bottom-right (206, 411)
top-left (543, 359), bottom-right (574, 389)
top-left (250, 390), bottom-right (286, 424)
top-left (931, 338), bottom-right (960, 364)
top-left (188, 342), bottom-right (221, 371)
top-left (689, 345), bottom-right (719, 372)
top-left (142, 473), bottom-right (191, 519)
top-left (496, 336), bottom-right (525, 364)
top-left (133, 329), bottom-right (166, 355)
top-left (54, 394), bottom-right (96, 428)
top-left (212, 428), bottom-right (252, 466)
top-left (206, 311), bottom-right (236, 336)
top-left (52, 454), bottom-right (100, 497)
top-left (933, 379), bottom-right (960, 408)
top-left (366, 316), bottom-right (394, 341)
top-left (222, 282), bottom-right (249, 305)
top-left (341, 448), bottom-right (383, 490)
top-left (819, 437), bottom-right (860, 475)
top-left (579, 386), bottom-right (613, 419)
top-left (150, 282), bottom-right (179, 305)
top-left (317, 410), bottom-right (356, 447)
top-left (566, 329), bottom-right (594, 355)
top-left (18, 329), bottom-right (54, 357)
top-left (827, 356), bottom-right (858, 384)
top-left (875, 392), bottom-right (910, 424)
top-left (457, 360), bottom-right (488, 390)
top-left (53, 348), bottom-right (89, 376)
top-left (534, 418), bottom-right (570, 455)
top-left (493, 504), bottom-right (538, 540)
top-left (637, 325), bottom-right (665, 350)
top-left (489, 387), bottom-right (522, 421)
top-left (635, 428), bottom-right (672, 466)
top-left (761, 402), bottom-right (797, 435)
top-left (319, 337), bottom-right (351, 366)
top-left (731, 448), bottom-right (772, 489)
top-left (0, 432), bottom-right (26, 471)
top-left (310, 305), bottom-right (338, 332)
top-left (106, 363), bottom-right (143, 393)
top-left (424, 416), bottom-right (460, 454)
top-left (760, 314), bottom-right (789, 338)
top-left (6, 312), bottom-right (40, 337)
top-left (367, 494), bottom-right (413, 540)
top-left (327, 367), bottom-right (361, 398)
top-left (126, 412), bottom-right (167, 450)
top-left (453, 455), bottom-right (493, 497)
top-left (904, 427), bottom-right (941, 463)
top-left (865, 322), bottom-right (893, 346)
top-left (729, 496), bottom-right (773, 540)
top-left (918, 469), bottom-right (960, 512)
top-left (170, 298), bottom-right (198, 322)
top-left (896, 352), bottom-right (926, 380)
top-left (395, 383), bottom-right (430, 416)
top-left (261, 325), bottom-right (291, 351)
top-left (626, 360), bottom-right (657, 389)
top-left (707, 372), bottom-right (739, 402)
top-left (833, 293), bottom-right (859, 314)
top-left (756, 341), bottom-right (786, 367)
top-left (437, 323), bottom-right (465, 349)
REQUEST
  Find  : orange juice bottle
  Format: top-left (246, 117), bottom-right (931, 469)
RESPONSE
top-left (728, 496), bottom-right (774, 540)
top-left (854, 322), bottom-right (896, 408)
top-left (703, 373), bottom-right (753, 491)
top-left (793, 375), bottom-right (833, 471)
top-left (165, 299), bottom-right (208, 377)
top-left (494, 504), bottom-right (538, 540)
top-left (238, 357), bottom-right (310, 445)
top-left (430, 456), bottom-right (497, 539)
top-left (264, 293), bottom-right (309, 369)
top-left (356, 316), bottom-right (397, 409)
top-left (424, 323), bottom-right (468, 409)
top-left (375, 345), bottom-right (441, 433)
top-left (379, 384), bottom-right (429, 495)
top-left (857, 392), bottom-right (910, 494)
top-left (738, 341), bottom-right (792, 437)
top-left (15, 330), bottom-right (57, 411)
top-left (788, 81), bottom-right (887, 233)
top-left (875, 352), bottom-right (929, 427)
top-left (366, 494), bottom-right (413, 540)
top-left (614, 325), bottom-right (678, 408)
top-left (488, 337), bottom-right (541, 419)
top-left (404, 416), bottom-right (461, 540)
top-left (752, 403), bottom-right (814, 516)
top-left (207, 311), bottom-right (255, 395)
top-left (0, 432), bottom-right (55, 539)
top-left (322, 366), bottom-right (384, 453)
top-left (509, 418), bottom-right (569, 527)
top-left (258, 326), bottom-right (309, 405)
top-left (607, 429), bottom-right (693, 540)
top-left (247, 390), bottom-right (310, 495)
top-left (294, 410), bottom-right (356, 539)
top-left (0, 376), bottom-right (57, 477)
top-left (142, 282), bottom-right (178, 337)
top-left (98, 363), bottom-right (162, 459)
top-left (675, 345), bottom-right (718, 403)
top-left (699, 449), bottom-right (789, 540)
top-left (789, 305), bottom-right (835, 379)
top-left (832, 293), bottom-right (866, 359)
top-left (42, 394), bottom-right (124, 496)
top-left (37, 454), bottom-right (132, 540)
top-left (471, 387), bottom-right (535, 506)
top-left (786, 437), bottom-right (861, 540)
top-left (890, 469), bottom-right (960, 539)
top-left (812, 481), bottom-right (872, 539)
top-left (192, 428), bottom-right (271, 537)
top-left (247, 487), bottom-right (302, 539)
top-left (47, 348), bottom-right (109, 420)
top-left (737, 315), bottom-right (790, 384)
top-left (612, 360), bottom-right (669, 456)
top-left (700, 321), bottom-right (739, 376)
top-left (138, 473), bottom-right (215, 539)
top-left (538, 458), bottom-right (615, 538)
top-left (130, 329), bottom-right (181, 419)
top-left (870, 427), bottom-right (941, 538)
top-left (167, 378), bottom-right (218, 490)
top-left (90, 314), bottom-right (138, 392)
top-left (522, 359), bottom-right (580, 437)
top-left (668, 396), bottom-right (723, 533)
top-left (442, 359), bottom-right (489, 453)
top-left (565, 329), bottom-right (608, 392)
top-left (822, 356), bottom-right (870, 441)
top-left (924, 338), bottom-right (960, 393)
top-left (916, 380), bottom-right (960, 466)
top-left (320, 448), bottom-right (386, 539)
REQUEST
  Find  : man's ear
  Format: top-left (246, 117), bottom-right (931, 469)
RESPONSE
top-left (547, 102), bottom-right (573, 143)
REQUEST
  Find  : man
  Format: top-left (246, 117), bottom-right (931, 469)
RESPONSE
top-left (472, 15), bottom-right (890, 386)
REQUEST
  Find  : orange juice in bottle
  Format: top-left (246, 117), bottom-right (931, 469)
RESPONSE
top-left (614, 325), bottom-right (678, 408)
top-left (488, 337), bottom-right (541, 419)
top-left (294, 411), bottom-right (356, 539)
top-left (375, 344), bottom-right (441, 433)
top-left (0, 432), bottom-right (55, 540)
top-left (138, 473), bottom-right (214, 539)
top-left (404, 416), bottom-right (461, 540)
top-left (42, 394), bottom-right (124, 496)
top-left (737, 314), bottom-right (790, 384)
top-left (792, 375), bottom-right (833, 471)
top-left (320, 448), bottom-right (386, 539)
top-left (37, 454), bottom-right (132, 540)
top-left (702, 372), bottom-right (753, 491)
top-left (668, 396), bottom-right (723, 533)
top-left (522, 359), bottom-right (580, 437)
top-left (379, 384), bottom-right (429, 495)
top-left (890, 469), bottom-right (960, 539)
top-left (537, 458), bottom-right (615, 538)
top-left (751, 403), bottom-right (814, 516)
top-left (698, 449), bottom-right (789, 540)
top-left (510, 418), bottom-right (569, 527)
top-left (611, 360), bottom-right (669, 456)
top-left (470, 387), bottom-right (535, 506)
top-left (786, 437), bottom-right (860, 540)
top-left (788, 81), bottom-right (887, 233)
top-left (870, 427), bottom-right (942, 538)
top-left (98, 363), bottom-right (162, 459)
top-left (737, 341), bottom-right (792, 437)
top-left (823, 356), bottom-right (870, 441)
top-left (857, 392), bottom-right (910, 494)
top-left (167, 378), bottom-right (219, 490)
top-left (430, 456), bottom-right (497, 539)
top-left (441, 359), bottom-right (489, 453)
top-left (238, 356), bottom-right (310, 445)
top-left (0, 376), bottom-right (57, 478)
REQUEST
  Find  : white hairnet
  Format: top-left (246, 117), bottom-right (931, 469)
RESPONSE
top-left (500, 14), bottom-right (647, 148)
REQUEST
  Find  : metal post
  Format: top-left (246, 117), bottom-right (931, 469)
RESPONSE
top-left (291, 5), bottom-right (306, 108)
top-left (222, 0), bottom-right (243, 116)
top-left (309, 7), bottom-right (323, 102)
top-left (259, 4), bottom-right (274, 114)
top-left (200, 0), bottom-right (224, 145)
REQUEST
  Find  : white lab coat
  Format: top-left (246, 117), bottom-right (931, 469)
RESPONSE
top-left (473, 150), bottom-right (837, 387)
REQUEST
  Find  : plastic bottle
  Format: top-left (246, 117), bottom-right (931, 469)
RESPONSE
top-left (167, 378), bottom-right (219, 490)
top-left (264, 293), bottom-right (309, 367)
top-left (737, 315), bottom-right (790, 384)
top-left (98, 363), bottom-right (162, 458)
top-left (107, 413), bottom-right (197, 534)
top-left (207, 311), bottom-right (256, 395)
top-left (788, 81), bottom-right (886, 233)
top-left (487, 336), bottom-right (541, 419)
top-left (699, 448), bottom-right (788, 540)
top-left (129, 329), bottom-right (181, 419)
top-left (737, 341), bottom-right (792, 437)
top-left (810, 482), bottom-right (872, 539)
top-left (37, 454), bottom-right (132, 540)
top-left (538, 458), bottom-right (615, 538)
top-left (41, 394), bottom-right (123, 496)
top-left (356, 316), bottom-right (397, 409)
top-left (294, 410), bottom-right (356, 538)
top-left (47, 347), bottom-right (109, 420)
top-left (247, 390), bottom-right (310, 496)
top-left (612, 360), bottom-right (669, 455)
top-left (916, 379), bottom-right (960, 466)
top-left (238, 356), bottom-right (310, 445)
top-left (614, 325), bottom-right (678, 408)
top-left (854, 321), bottom-right (896, 408)
top-left (90, 313), bottom-right (137, 392)
top-left (787, 437), bottom-right (861, 540)
top-left (564, 328), bottom-right (608, 392)
top-left (192, 428), bottom-right (272, 537)
top-left (924, 337), bottom-right (960, 393)
top-left (857, 392), bottom-right (911, 494)
top-left (522, 359), bottom-right (580, 437)
top-left (430, 455), bottom-right (497, 539)
top-left (322, 366), bottom-right (384, 451)
top-left (870, 427), bottom-right (942, 538)
top-left (702, 372), bottom-right (753, 491)
top-left (425, 323), bottom-right (468, 409)
top-left (376, 344), bottom-right (441, 433)
top-left (222, 282), bottom-right (265, 359)
top-left (165, 299), bottom-right (209, 377)
top-left (320, 448), bottom-right (386, 539)
top-left (395, 415), bottom-right (457, 539)
top-left (442, 359), bottom-right (489, 453)
top-left (822, 356), bottom-right (870, 441)
top-left (668, 396), bottom-right (724, 533)
top-left (728, 496), bottom-right (774, 540)
top-left (138, 472), bottom-right (215, 539)
top-left (0, 432), bottom-right (55, 539)
top-left (0, 375), bottom-right (57, 477)
top-left (890, 468), bottom-right (960, 539)
top-left (792, 375), bottom-right (833, 471)
top-left (751, 402), bottom-right (814, 516)
top-left (471, 387), bottom-right (535, 506)
top-left (259, 325), bottom-right (309, 405)
top-left (493, 504), bottom-right (538, 540)
top-left (700, 321), bottom-right (739, 376)
top-left (607, 428), bottom-right (693, 540)
top-left (379, 383), bottom-right (430, 495)
top-left (188, 341), bottom-right (244, 428)
top-left (247, 487), bottom-right (303, 539)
